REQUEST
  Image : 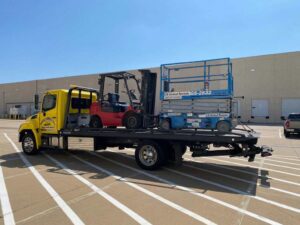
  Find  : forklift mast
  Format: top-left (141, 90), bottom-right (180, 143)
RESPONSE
top-left (98, 75), bottom-right (105, 101)
top-left (139, 70), bottom-right (157, 115)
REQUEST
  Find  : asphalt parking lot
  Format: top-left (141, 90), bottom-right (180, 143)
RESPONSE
top-left (0, 119), bottom-right (299, 225)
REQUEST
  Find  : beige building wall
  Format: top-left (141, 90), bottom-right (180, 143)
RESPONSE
top-left (233, 51), bottom-right (300, 123)
top-left (0, 51), bottom-right (299, 123)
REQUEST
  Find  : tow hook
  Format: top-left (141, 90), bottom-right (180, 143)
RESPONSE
top-left (247, 145), bottom-right (273, 162)
top-left (261, 145), bottom-right (273, 157)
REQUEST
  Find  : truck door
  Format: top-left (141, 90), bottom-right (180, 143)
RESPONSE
top-left (40, 93), bottom-right (58, 134)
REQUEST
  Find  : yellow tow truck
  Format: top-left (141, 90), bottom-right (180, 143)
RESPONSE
top-left (19, 87), bottom-right (97, 154)
top-left (18, 83), bottom-right (272, 170)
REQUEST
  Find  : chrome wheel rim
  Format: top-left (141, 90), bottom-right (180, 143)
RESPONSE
top-left (23, 137), bottom-right (34, 152)
top-left (139, 145), bottom-right (158, 166)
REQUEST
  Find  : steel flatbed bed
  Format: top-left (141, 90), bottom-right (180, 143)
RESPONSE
top-left (59, 127), bottom-right (272, 170)
top-left (61, 127), bottom-right (258, 144)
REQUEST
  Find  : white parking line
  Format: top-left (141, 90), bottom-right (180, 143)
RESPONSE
top-left (260, 158), bottom-right (300, 166)
top-left (197, 155), bottom-right (300, 177)
top-left (66, 152), bottom-right (216, 225)
top-left (219, 156), bottom-right (300, 172)
top-left (118, 148), bottom-right (300, 187)
top-left (0, 163), bottom-right (15, 225)
top-left (183, 158), bottom-right (300, 198)
top-left (165, 167), bottom-right (300, 213)
top-left (43, 153), bottom-right (152, 225)
top-left (0, 157), bottom-right (20, 163)
top-left (107, 150), bottom-right (300, 214)
top-left (16, 191), bottom-right (96, 225)
top-left (192, 157), bottom-right (300, 187)
top-left (3, 133), bottom-right (85, 225)
top-left (271, 155), bottom-right (300, 162)
top-left (96, 151), bottom-right (282, 225)
top-left (278, 129), bottom-right (282, 139)
top-left (260, 136), bottom-right (278, 138)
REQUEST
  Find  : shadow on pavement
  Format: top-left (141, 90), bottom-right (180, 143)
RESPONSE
top-left (0, 148), bottom-right (271, 197)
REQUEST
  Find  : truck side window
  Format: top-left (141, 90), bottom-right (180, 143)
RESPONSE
top-left (42, 95), bottom-right (56, 111)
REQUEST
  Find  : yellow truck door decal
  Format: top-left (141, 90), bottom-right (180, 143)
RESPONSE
top-left (40, 117), bottom-right (56, 132)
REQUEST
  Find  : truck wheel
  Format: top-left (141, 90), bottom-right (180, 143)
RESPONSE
top-left (22, 133), bottom-right (38, 155)
top-left (216, 121), bottom-right (231, 132)
top-left (160, 119), bottom-right (171, 130)
top-left (90, 116), bottom-right (103, 128)
top-left (135, 141), bottom-right (166, 170)
top-left (166, 143), bottom-right (186, 165)
top-left (284, 129), bottom-right (290, 138)
top-left (124, 113), bottom-right (142, 129)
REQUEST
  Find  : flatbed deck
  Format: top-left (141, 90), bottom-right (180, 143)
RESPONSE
top-left (60, 127), bottom-right (259, 145)
top-left (59, 127), bottom-right (271, 169)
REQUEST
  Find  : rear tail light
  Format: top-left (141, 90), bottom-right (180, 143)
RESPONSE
top-left (285, 120), bottom-right (290, 128)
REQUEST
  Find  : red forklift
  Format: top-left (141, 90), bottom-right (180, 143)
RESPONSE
top-left (89, 70), bottom-right (157, 129)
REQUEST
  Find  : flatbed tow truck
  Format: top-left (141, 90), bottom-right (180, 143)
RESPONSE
top-left (19, 84), bottom-right (272, 170)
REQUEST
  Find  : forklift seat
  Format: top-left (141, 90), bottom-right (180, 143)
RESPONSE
top-left (108, 93), bottom-right (119, 104)
top-left (101, 93), bottom-right (128, 112)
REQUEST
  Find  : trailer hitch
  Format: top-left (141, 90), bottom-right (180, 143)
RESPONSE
top-left (191, 144), bottom-right (273, 162)
top-left (246, 145), bottom-right (273, 162)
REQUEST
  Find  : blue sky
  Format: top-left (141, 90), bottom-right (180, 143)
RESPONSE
top-left (0, 0), bottom-right (299, 83)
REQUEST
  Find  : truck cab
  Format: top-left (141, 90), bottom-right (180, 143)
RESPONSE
top-left (284, 113), bottom-right (300, 137)
top-left (18, 87), bottom-right (97, 154)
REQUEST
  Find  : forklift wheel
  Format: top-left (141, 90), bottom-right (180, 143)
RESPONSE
top-left (160, 119), bottom-right (171, 130)
top-left (124, 113), bottom-right (142, 129)
top-left (89, 116), bottom-right (103, 128)
top-left (216, 121), bottom-right (231, 132)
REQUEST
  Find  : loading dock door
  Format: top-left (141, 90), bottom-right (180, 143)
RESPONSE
top-left (282, 99), bottom-right (300, 118)
top-left (252, 99), bottom-right (269, 117)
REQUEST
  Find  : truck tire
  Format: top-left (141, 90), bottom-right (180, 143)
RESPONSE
top-left (166, 143), bottom-right (186, 165)
top-left (90, 116), bottom-right (103, 128)
top-left (22, 133), bottom-right (38, 155)
top-left (135, 141), bottom-right (166, 170)
top-left (124, 112), bottom-right (142, 129)
top-left (216, 121), bottom-right (231, 132)
top-left (284, 129), bottom-right (290, 138)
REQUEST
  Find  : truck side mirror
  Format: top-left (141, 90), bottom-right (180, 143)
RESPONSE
top-left (34, 94), bottom-right (39, 110)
